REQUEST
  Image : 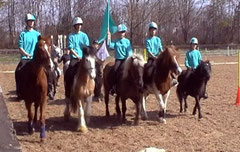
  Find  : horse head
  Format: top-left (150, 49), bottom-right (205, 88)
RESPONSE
top-left (157, 46), bottom-right (182, 78)
top-left (123, 54), bottom-right (145, 92)
top-left (195, 60), bottom-right (211, 80)
top-left (51, 44), bottom-right (63, 62)
top-left (82, 46), bottom-right (96, 79)
top-left (34, 36), bottom-right (52, 68)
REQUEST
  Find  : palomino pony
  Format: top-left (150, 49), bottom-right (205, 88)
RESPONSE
top-left (141, 46), bottom-right (182, 124)
top-left (176, 60), bottom-right (211, 119)
top-left (64, 46), bottom-right (96, 132)
top-left (18, 36), bottom-right (52, 141)
top-left (104, 54), bottom-right (145, 125)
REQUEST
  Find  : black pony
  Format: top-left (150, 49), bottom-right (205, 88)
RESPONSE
top-left (176, 60), bottom-right (211, 119)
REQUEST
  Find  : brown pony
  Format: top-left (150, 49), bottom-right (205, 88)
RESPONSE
top-left (104, 54), bottom-right (145, 125)
top-left (64, 46), bottom-right (96, 132)
top-left (141, 46), bottom-right (182, 124)
top-left (18, 36), bottom-right (52, 141)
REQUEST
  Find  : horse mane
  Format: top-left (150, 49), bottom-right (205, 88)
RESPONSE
top-left (122, 54), bottom-right (145, 79)
top-left (157, 46), bottom-right (178, 66)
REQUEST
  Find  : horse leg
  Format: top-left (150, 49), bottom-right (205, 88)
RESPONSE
top-left (33, 103), bottom-right (39, 129)
top-left (177, 90), bottom-right (183, 113)
top-left (179, 96), bottom-right (183, 113)
top-left (84, 96), bottom-right (92, 125)
top-left (104, 88), bottom-right (110, 117)
top-left (121, 98), bottom-right (127, 124)
top-left (115, 95), bottom-right (121, 120)
top-left (192, 97), bottom-right (198, 116)
top-left (77, 99), bottom-right (88, 133)
top-left (140, 94), bottom-right (148, 120)
top-left (184, 96), bottom-right (188, 112)
top-left (39, 97), bottom-right (47, 141)
top-left (25, 101), bottom-right (34, 134)
top-left (195, 97), bottom-right (202, 119)
top-left (159, 90), bottom-right (171, 124)
top-left (64, 97), bottom-right (71, 121)
top-left (134, 98), bottom-right (140, 125)
top-left (155, 90), bottom-right (170, 124)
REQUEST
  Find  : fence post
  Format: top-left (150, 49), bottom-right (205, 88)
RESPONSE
top-left (64, 35), bottom-right (67, 49)
top-left (227, 46), bottom-right (230, 56)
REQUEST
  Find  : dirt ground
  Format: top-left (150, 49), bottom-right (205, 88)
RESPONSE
top-left (0, 56), bottom-right (240, 152)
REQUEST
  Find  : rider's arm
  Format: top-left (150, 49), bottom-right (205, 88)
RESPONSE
top-left (19, 48), bottom-right (31, 59)
top-left (70, 49), bottom-right (81, 59)
top-left (107, 31), bottom-right (115, 49)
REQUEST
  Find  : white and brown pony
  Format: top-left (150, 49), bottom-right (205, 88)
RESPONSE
top-left (141, 46), bottom-right (182, 123)
top-left (64, 46), bottom-right (96, 132)
top-left (103, 54), bottom-right (145, 125)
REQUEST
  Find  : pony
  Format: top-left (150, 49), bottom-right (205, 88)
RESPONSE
top-left (141, 46), bottom-right (182, 124)
top-left (18, 36), bottom-right (52, 142)
top-left (176, 60), bottom-right (211, 119)
top-left (45, 45), bottom-right (64, 100)
top-left (64, 46), bottom-right (96, 132)
top-left (93, 59), bottom-right (104, 102)
top-left (103, 54), bottom-right (145, 125)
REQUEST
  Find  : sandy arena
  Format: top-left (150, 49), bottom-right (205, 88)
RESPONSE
top-left (0, 56), bottom-right (240, 152)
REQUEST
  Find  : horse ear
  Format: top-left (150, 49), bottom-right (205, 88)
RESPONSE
top-left (38, 35), bottom-right (42, 41)
top-left (82, 45), bottom-right (92, 56)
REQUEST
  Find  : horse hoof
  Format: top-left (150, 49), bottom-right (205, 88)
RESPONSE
top-left (122, 119), bottom-right (127, 124)
top-left (159, 118), bottom-right (167, 124)
top-left (64, 114), bottom-right (70, 122)
top-left (134, 120), bottom-right (139, 126)
top-left (141, 116), bottom-right (148, 121)
top-left (105, 113), bottom-right (110, 117)
top-left (40, 138), bottom-right (46, 143)
top-left (77, 126), bottom-right (88, 133)
top-left (28, 128), bottom-right (35, 135)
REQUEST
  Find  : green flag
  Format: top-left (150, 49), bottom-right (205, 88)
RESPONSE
top-left (98, 0), bottom-right (117, 43)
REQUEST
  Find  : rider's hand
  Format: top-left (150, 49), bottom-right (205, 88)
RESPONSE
top-left (107, 31), bottom-right (111, 40)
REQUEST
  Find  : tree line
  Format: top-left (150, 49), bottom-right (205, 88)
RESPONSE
top-left (1, 0), bottom-right (240, 49)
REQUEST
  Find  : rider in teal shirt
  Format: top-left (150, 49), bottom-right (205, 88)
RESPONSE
top-left (68, 31), bottom-right (89, 59)
top-left (185, 37), bottom-right (202, 69)
top-left (107, 24), bottom-right (133, 94)
top-left (15, 13), bottom-right (40, 100)
top-left (185, 37), bottom-right (208, 98)
top-left (67, 17), bottom-right (90, 68)
top-left (145, 22), bottom-right (163, 62)
top-left (19, 29), bottom-right (40, 59)
top-left (108, 37), bottom-right (132, 60)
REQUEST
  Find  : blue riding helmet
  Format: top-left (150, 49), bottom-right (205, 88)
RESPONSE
top-left (149, 22), bottom-right (158, 29)
top-left (25, 13), bottom-right (36, 22)
top-left (117, 24), bottom-right (127, 32)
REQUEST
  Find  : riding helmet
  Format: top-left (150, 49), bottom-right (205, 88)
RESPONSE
top-left (73, 17), bottom-right (83, 25)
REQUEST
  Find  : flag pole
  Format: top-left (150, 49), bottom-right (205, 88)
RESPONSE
top-left (107, 0), bottom-right (110, 45)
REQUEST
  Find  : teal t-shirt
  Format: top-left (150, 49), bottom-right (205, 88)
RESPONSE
top-left (145, 36), bottom-right (163, 57)
top-left (68, 31), bottom-right (90, 59)
top-left (18, 29), bottom-right (41, 59)
top-left (109, 38), bottom-right (133, 59)
top-left (185, 49), bottom-right (202, 69)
